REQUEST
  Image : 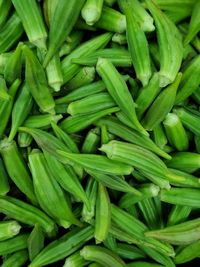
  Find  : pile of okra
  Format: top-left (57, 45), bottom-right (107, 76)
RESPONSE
top-left (0, 0), bottom-right (200, 266)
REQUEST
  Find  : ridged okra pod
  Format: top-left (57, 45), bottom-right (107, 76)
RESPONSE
top-left (175, 239), bottom-right (200, 264)
top-left (23, 114), bottom-right (62, 129)
top-left (0, 234), bottom-right (29, 256)
top-left (152, 124), bottom-right (167, 149)
top-left (28, 225), bottom-right (44, 262)
top-left (167, 205), bottom-right (192, 227)
top-left (0, 157), bottom-right (10, 195)
top-left (0, 221), bottom-right (21, 241)
top-left (81, 128), bottom-right (100, 154)
top-left (63, 250), bottom-right (89, 267)
top-left (2, 249), bottom-right (28, 267)
top-left (81, 0), bottom-right (104, 25)
top-left (0, 0), bottom-right (12, 28)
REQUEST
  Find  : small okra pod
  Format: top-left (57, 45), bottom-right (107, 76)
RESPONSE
top-left (60, 107), bottom-right (120, 134)
top-left (81, 0), bottom-right (104, 26)
top-left (2, 249), bottom-right (28, 267)
top-left (96, 116), bottom-right (171, 159)
top-left (23, 114), bottom-right (63, 129)
top-left (95, 183), bottom-right (111, 243)
top-left (87, 169), bottom-right (141, 195)
top-left (28, 150), bottom-right (81, 228)
top-left (68, 93), bottom-right (115, 116)
top-left (82, 177), bottom-right (98, 223)
top-left (167, 205), bottom-right (192, 227)
top-left (163, 113), bottom-right (189, 151)
top-left (28, 225), bottom-right (44, 262)
top-left (127, 262), bottom-right (164, 267)
top-left (43, 0), bottom-right (85, 67)
top-left (0, 138), bottom-right (37, 204)
top-left (152, 123), bottom-right (168, 149)
top-left (184, 1), bottom-right (200, 45)
top-left (119, 183), bottom-right (160, 209)
top-left (115, 243), bottom-right (145, 260)
top-left (0, 157), bottom-right (10, 195)
top-left (0, 13), bottom-right (24, 53)
top-left (12, 0), bottom-right (47, 50)
top-left (0, 195), bottom-right (55, 235)
top-left (63, 250), bottom-right (89, 267)
top-left (0, 53), bottom-right (12, 75)
top-left (101, 125), bottom-right (110, 145)
top-left (4, 42), bottom-right (23, 85)
top-left (142, 73), bottom-right (182, 131)
top-left (58, 149), bottom-right (133, 176)
top-left (166, 152), bottom-right (200, 173)
top-left (81, 128), bottom-right (100, 154)
top-left (44, 151), bottom-right (90, 209)
top-left (146, 0), bottom-right (183, 87)
top-left (174, 239), bottom-right (200, 264)
top-left (0, 221), bottom-right (21, 241)
top-left (72, 48), bottom-right (132, 67)
top-left (145, 217), bottom-right (200, 245)
top-left (97, 58), bottom-right (147, 135)
top-left (8, 83), bottom-right (33, 141)
top-left (174, 107), bottom-right (200, 136)
top-left (18, 132), bottom-right (33, 148)
top-left (0, 0), bottom-right (12, 28)
top-left (61, 33), bottom-right (112, 84)
top-left (175, 55), bottom-right (200, 104)
top-left (29, 226), bottom-right (94, 267)
top-left (23, 45), bottom-right (55, 114)
top-left (112, 33), bottom-right (127, 45)
top-left (0, 233), bottom-right (29, 256)
top-left (46, 53), bottom-right (63, 92)
top-left (80, 245), bottom-right (126, 267)
top-left (94, 6), bottom-right (126, 33)
top-left (66, 66), bottom-right (96, 91)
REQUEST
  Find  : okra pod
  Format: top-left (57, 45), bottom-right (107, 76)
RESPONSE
top-left (18, 132), bottom-right (33, 148)
top-left (0, 221), bottom-right (21, 241)
top-left (81, 0), bottom-right (104, 25)
top-left (23, 114), bottom-right (63, 129)
top-left (167, 205), bottom-right (192, 226)
top-left (168, 168), bottom-right (200, 188)
top-left (115, 243), bottom-right (145, 260)
top-left (0, 234), bottom-right (29, 256)
top-left (152, 124), bottom-right (167, 149)
top-left (28, 225), bottom-right (44, 261)
top-left (2, 249), bottom-right (28, 267)
top-left (0, 0), bottom-right (12, 28)
top-left (81, 128), bottom-right (100, 154)
top-left (63, 250), bottom-right (89, 267)
top-left (175, 239), bottom-right (200, 264)
top-left (0, 157), bottom-right (10, 195)
top-left (127, 262), bottom-right (163, 267)
top-left (59, 31), bottom-right (84, 57)
top-left (112, 33), bottom-right (127, 45)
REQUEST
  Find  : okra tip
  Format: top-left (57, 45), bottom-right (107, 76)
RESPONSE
top-left (99, 142), bottom-right (114, 159)
top-left (10, 221), bottom-right (21, 235)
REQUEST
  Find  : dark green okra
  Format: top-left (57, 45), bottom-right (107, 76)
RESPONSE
top-left (167, 205), bottom-right (192, 226)
top-left (0, 234), bottom-right (29, 256)
top-left (0, 157), bottom-right (10, 195)
top-left (28, 225), bottom-right (44, 262)
top-left (2, 249), bottom-right (28, 267)
top-left (0, 0), bottom-right (12, 28)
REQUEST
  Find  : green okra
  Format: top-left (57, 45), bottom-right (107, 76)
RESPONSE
top-left (23, 114), bottom-right (63, 129)
top-left (57, 149), bottom-right (133, 176)
top-left (54, 103), bottom-right (68, 115)
top-left (81, 128), bottom-right (100, 154)
top-left (43, 0), bottom-right (85, 66)
top-left (127, 262), bottom-right (164, 267)
top-left (119, 183), bottom-right (160, 209)
top-left (145, 217), bottom-right (200, 245)
top-left (149, 42), bottom-right (160, 68)
top-left (4, 42), bottom-right (23, 85)
top-left (166, 152), bottom-right (200, 173)
top-left (63, 250), bottom-right (89, 267)
top-left (0, 234), bottom-right (29, 256)
top-left (174, 239), bottom-right (200, 264)
top-left (29, 150), bottom-right (81, 228)
top-left (146, 0), bottom-right (183, 87)
top-left (0, 221), bottom-right (21, 241)
top-left (82, 177), bottom-right (98, 223)
top-left (175, 55), bottom-right (200, 104)
top-left (28, 225), bottom-right (44, 261)
top-left (12, 0), bottom-right (47, 50)
top-left (174, 107), bottom-right (200, 136)
top-left (0, 157), bottom-right (10, 195)
top-left (163, 113), bottom-right (189, 151)
top-left (119, 0), bottom-right (152, 86)
top-left (88, 169), bottom-right (141, 195)
top-left (0, 13), bottom-right (24, 53)
top-left (112, 33), bottom-right (127, 45)
top-left (29, 226), bottom-right (94, 267)
top-left (2, 249), bottom-right (28, 267)
top-left (43, 0), bottom-right (59, 26)
top-left (97, 58), bottom-right (147, 135)
top-left (0, 0), bottom-right (12, 28)
top-left (192, 86), bottom-right (200, 105)
top-left (135, 73), bottom-right (161, 119)
top-left (142, 73), bottom-right (182, 131)
top-left (67, 93), bottom-right (115, 116)
top-left (66, 66), bottom-right (96, 90)
top-left (101, 125), bottom-right (110, 145)
top-left (44, 151), bottom-right (90, 209)
top-left (9, 83), bottom-right (33, 141)
top-left (81, 0), bottom-right (104, 26)
top-left (18, 132), bottom-right (33, 148)
top-left (152, 124), bottom-right (168, 149)
top-left (80, 245), bottom-right (126, 267)
top-left (95, 183), bottom-right (111, 243)
top-left (60, 107), bottom-right (120, 134)
top-left (100, 140), bottom-right (171, 189)
top-left (72, 48), bottom-right (132, 67)
top-left (184, 1), bottom-right (200, 45)
top-left (46, 53), bottom-right (63, 92)
top-left (0, 138), bottom-right (37, 204)
top-left (61, 32), bottom-right (112, 83)
top-left (23, 45), bottom-right (55, 114)
top-left (104, 233), bottom-right (117, 250)
top-left (94, 6), bottom-right (126, 33)
top-left (115, 243), bottom-right (145, 260)
top-left (195, 135), bottom-right (200, 153)
top-left (0, 77), bottom-right (8, 100)
top-left (167, 205), bottom-right (192, 226)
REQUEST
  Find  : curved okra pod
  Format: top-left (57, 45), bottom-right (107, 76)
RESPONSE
top-left (142, 73), bottom-right (182, 131)
top-left (28, 150), bottom-right (81, 228)
top-left (152, 124), bottom-right (167, 149)
top-left (81, 0), bottom-right (104, 26)
top-left (0, 157), bottom-right (10, 195)
top-left (174, 239), bottom-right (200, 264)
top-left (43, 0), bottom-right (85, 67)
top-left (115, 243), bottom-right (145, 260)
top-left (23, 45), bottom-right (55, 114)
top-left (1, 249), bottom-right (28, 267)
top-left (96, 58), bottom-right (147, 135)
top-left (28, 226), bottom-right (94, 267)
top-left (12, 0), bottom-right (47, 50)
top-left (0, 221), bottom-right (21, 241)
top-left (146, 0), bottom-right (183, 87)
top-left (28, 225), bottom-right (44, 262)
top-left (0, 138), bottom-right (37, 204)
top-left (0, 234), bottom-right (29, 256)
top-left (80, 245), bottom-right (126, 267)
top-left (18, 132), bottom-right (33, 148)
top-left (0, 0), bottom-right (12, 28)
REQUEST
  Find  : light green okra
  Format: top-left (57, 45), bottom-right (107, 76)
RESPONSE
top-left (28, 225), bottom-right (44, 262)
top-left (0, 221), bottom-right (21, 241)
top-left (81, 0), bottom-right (104, 26)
